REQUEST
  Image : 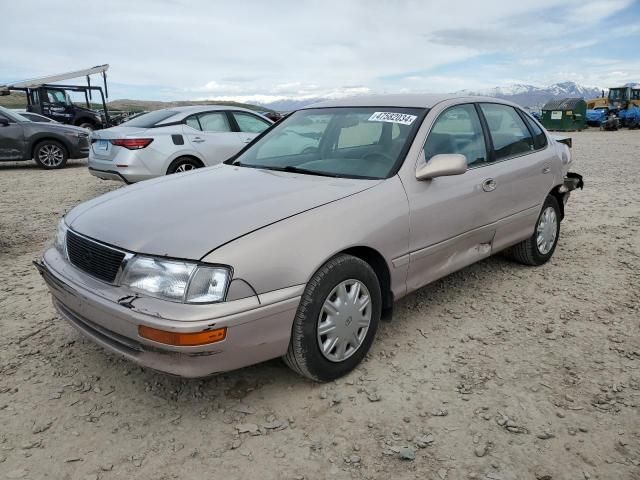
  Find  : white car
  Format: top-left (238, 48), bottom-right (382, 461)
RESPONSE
top-left (88, 106), bottom-right (273, 183)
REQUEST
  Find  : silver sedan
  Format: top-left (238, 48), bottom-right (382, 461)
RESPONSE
top-left (88, 105), bottom-right (273, 183)
top-left (37, 94), bottom-right (583, 381)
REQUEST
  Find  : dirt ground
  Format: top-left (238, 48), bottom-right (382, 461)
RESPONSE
top-left (0, 130), bottom-right (639, 480)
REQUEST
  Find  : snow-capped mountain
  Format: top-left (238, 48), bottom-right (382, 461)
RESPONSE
top-left (259, 81), bottom-right (606, 111)
top-left (455, 81), bottom-right (602, 108)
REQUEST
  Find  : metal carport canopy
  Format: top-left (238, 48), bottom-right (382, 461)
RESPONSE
top-left (0, 64), bottom-right (109, 92)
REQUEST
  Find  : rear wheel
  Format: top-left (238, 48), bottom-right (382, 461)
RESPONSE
top-left (33, 140), bottom-right (68, 169)
top-left (284, 254), bottom-right (381, 382)
top-left (504, 195), bottom-right (560, 266)
top-left (167, 157), bottom-right (203, 175)
top-left (78, 122), bottom-right (95, 131)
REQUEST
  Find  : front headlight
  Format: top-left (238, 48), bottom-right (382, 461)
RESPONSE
top-left (120, 256), bottom-right (231, 304)
top-left (54, 218), bottom-right (68, 258)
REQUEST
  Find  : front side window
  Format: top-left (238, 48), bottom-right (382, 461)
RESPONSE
top-left (46, 90), bottom-right (68, 104)
top-left (423, 104), bottom-right (487, 167)
top-left (480, 103), bottom-right (533, 160)
top-left (232, 107), bottom-right (425, 179)
top-left (233, 112), bottom-right (270, 133)
top-left (198, 112), bottom-right (231, 132)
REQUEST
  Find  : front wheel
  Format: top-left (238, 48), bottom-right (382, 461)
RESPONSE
top-left (284, 254), bottom-right (382, 382)
top-left (505, 195), bottom-right (561, 266)
top-left (33, 140), bottom-right (68, 169)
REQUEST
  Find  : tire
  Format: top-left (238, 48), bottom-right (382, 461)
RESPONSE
top-left (167, 157), bottom-right (202, 175)
top-left (33, 140), bottom-right (68, 169)
top-left (78, 123), bottom-right (95, 131)
top-left (283, 254), bottom-right (382, 382)
top-left (504, 195), bottom-right (561, 266)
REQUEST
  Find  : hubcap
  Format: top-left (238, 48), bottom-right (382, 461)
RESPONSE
top-left (536, 206), bottom-right (558, 255)
top-left (175, 163), bottom-right (196, 173)
top-left (38, 144), bottom-right (63, 167)
top-left (317, 279), bottom-right (371, 363)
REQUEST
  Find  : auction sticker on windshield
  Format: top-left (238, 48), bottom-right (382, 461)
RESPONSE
top-left (368, 112), bottom-right (417, 125)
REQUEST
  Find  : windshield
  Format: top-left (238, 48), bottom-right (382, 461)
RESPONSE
top-left (122, 109), bottom-right (178, 128)
top-left (608, 88), bottom-right (627, 101)
top-left (231, 107), bottom-right (425, 179)
top-left (0, 107), bottom-right (32, 122)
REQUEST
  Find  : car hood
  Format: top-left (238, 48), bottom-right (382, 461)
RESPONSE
top-left (66, 164), bottom-right (381, 259)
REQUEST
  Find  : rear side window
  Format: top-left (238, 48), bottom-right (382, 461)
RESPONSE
top-left (233, 112), bottom-right (271, 133)
top-left (125, 110), bottom-right (178, 128)
top-left (480, 104), bottom-right (533, 160)
top-left (522, 113), bottom-right (548, 150)
top-left (423, 104), bottom-right (487, 167)
top-left (198, 112), bottom-right (231, 132)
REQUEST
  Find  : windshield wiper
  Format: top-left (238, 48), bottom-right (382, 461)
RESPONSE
top-left (279, 166), bottom-right (340, 177)
top-left (232, 162), bottom-right (340, 177)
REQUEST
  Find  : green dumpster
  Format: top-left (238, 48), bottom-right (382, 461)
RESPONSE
top-left (541, 98), bottom-right (587, 131)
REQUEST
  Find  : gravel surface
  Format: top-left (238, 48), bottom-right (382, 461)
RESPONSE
top-left (1, 130), bottom-right (639, 480)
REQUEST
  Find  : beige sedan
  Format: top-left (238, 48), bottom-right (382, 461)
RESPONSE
top-left (36, 94), bottom-right (583, 381)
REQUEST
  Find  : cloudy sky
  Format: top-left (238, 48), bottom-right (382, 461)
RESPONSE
top-left (1, 0), bottom-right (639, 104)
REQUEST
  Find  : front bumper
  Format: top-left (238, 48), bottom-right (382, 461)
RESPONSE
top-left (35, 247), bottom-right (301, 377)
top-left (69, 139), bottom-right (90, 159)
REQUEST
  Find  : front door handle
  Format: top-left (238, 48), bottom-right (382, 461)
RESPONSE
top-left (482, 178), bottom-right (497, 192)
top-left (192, 137), bottom-right (205, 143)
top-left (243, 137), bottom-right (253, 144)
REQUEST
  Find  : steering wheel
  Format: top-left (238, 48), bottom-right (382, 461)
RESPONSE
top-left (361, 151), bottom-right (394, 163)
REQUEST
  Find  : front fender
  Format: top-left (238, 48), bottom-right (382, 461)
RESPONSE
top-left (201, 176), bottom-right (411, 301)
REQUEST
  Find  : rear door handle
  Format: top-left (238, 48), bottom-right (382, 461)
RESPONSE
top-left (542, 165), bottom-right (551, 174)
top-left (192, 137), bottom-right (205, 143)
top-left (482, 178), bottom-right (497, 192)
top-left (243, 137), bottom-right (253, 144)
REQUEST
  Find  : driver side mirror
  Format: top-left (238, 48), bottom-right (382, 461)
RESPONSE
top-left (0, 118), bottom-right (10, 127)
top-left (416, 154), bottom-right (467, 180)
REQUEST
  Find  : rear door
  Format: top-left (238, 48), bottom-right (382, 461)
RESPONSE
top-left (0, 113), bottom-right (25, 160)
top-left (477, 103), bottom-right (556, 250)
top-left (183, 111), bottom-right (242, 165)
top-left (230, 111), bottom-right (272, 146)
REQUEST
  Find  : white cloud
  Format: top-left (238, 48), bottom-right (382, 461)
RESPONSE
top-left (0, 0), bottom-right (638, 104)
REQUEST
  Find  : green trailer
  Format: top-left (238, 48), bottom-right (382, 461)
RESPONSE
top-left (541, 98), bottom-right (586, 131)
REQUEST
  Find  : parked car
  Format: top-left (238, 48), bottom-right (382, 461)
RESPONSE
top-left (15, 111), bottom-right (59, 123)
top-left (88, 106), bottom-right (273, 183)
top-left (36, 94), bottom-right (583, 381)
top-left (0, 106), bottom-right (90, 169)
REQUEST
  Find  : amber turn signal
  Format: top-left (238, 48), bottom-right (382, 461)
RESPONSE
top-left (138, 325), bottom-right (226, 346)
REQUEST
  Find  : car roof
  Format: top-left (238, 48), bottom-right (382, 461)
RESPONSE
top-left (305, 94), bottom-right (518, 109)
top-left (167, 105), bottom-right (263, 114)
top-left (157, 105), bottom-right (271, 122)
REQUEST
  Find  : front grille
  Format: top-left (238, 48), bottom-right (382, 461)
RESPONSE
top-left (66, 230), bottom-right (125, 283)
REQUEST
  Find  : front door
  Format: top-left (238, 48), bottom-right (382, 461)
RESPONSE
top-left (0, 114), bottom-right (25, 161)
top-left (404, 103), bottom-right (498, 292)
top-left (183, 111), bottom-right (243, 165)
top-left (42, 89), bottom-right (73, 123)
